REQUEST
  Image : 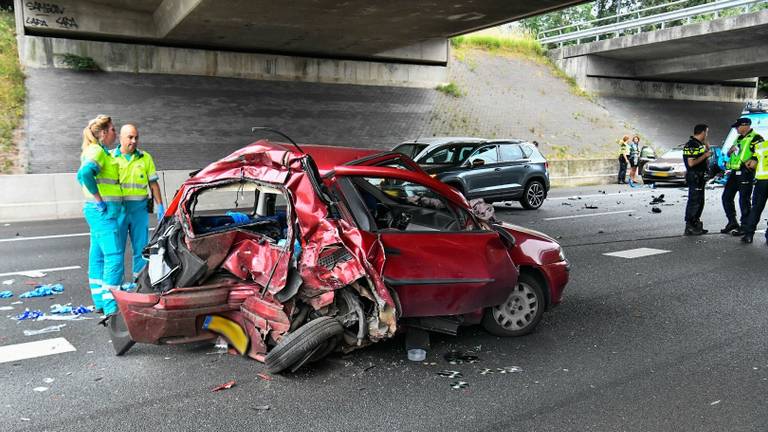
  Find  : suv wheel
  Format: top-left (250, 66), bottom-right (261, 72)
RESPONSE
top-left (520, 180), bottom-right (545, 209)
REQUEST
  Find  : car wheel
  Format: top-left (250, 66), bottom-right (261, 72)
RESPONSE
top-left (265, 317), bottom-right (343, 373)
top-left (482, 273), bottom-right (545, 337)
top-left (520, 180), bottom-right (546, 210)
top-left (109, 312), bottom-right (136, 356)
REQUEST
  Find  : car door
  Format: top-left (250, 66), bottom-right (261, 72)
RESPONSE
top-left (462, 145), bottom-right (507, 197)
top-left (334, 167), bottom-right (518, 317)
top-left (498, 144), bottom-right (528, 198)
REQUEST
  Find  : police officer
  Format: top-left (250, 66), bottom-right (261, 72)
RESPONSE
top-left (740, 130), bottom-right (768, 244)
top-left (683, 124), bottom-right (712, 236)
top-left (114, 124), bottom-right (165, 280)
top-left (77, 115), bottom-right (124, 315)
top-left (721, 118), bottom-right (763, 235)
top-left (617, 135), bottom-right (630, 184)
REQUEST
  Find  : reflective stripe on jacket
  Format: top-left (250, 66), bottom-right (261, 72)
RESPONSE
top-left (113, 148), bottom-right (158, 201)
top-left (80, 144), bottom-right (122, 201)
top-left (727, 130), bottom-right (761, 170)
top-left (754, 140), bottom-right (768, 180)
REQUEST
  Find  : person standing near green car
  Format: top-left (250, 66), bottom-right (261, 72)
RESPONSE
top-left (617, 135), bottom-right (630, 184)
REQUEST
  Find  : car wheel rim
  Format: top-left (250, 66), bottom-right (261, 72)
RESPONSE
top-left (491, 281), bottom-right (538, 331)
top-left (527, 183), bottom-right (544, 207)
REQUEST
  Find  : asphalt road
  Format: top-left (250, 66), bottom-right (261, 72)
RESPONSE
top-left (1, 183), bottom-right (767, 432)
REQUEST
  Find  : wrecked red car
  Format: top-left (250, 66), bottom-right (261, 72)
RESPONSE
top-left (109, 138), bottom-right (569, 373)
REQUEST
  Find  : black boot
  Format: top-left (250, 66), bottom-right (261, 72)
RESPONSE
top-left (684, 223), bottom-right (703, 236)
top-left (741, 233), bottom-right (754, 244)
top-left (731, 227), bottom-right (746, 236)
top-left (695, 221), bottom-right (708, 234)
top-left (720, 221), bottom-right (739, 234)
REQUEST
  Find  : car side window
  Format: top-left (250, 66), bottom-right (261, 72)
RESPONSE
top-left (499, 145), bottom-right (524, 161)
top-left (468, 145), bottom-right (499, 166)
top-left (346, 176), bottom-right (479, 232)
top-left (423, 147), bottom-right (456, 164)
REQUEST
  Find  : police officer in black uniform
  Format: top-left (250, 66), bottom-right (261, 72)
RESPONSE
top-left (683, 124), bottom-right (712, 235)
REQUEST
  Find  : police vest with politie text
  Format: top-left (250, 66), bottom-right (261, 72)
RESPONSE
top-left (727, 130), bottom-right (764, 171)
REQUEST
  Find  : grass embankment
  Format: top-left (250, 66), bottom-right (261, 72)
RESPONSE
top-left (449, 33), bottom-right (590, 100)
top-left (0, 9), bottom-right (25, 173)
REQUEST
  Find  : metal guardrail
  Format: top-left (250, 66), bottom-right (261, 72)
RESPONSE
top-left (539, 0), bottom-right (767, 46)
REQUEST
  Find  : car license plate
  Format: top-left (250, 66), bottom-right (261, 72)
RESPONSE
top-left (654, 171), bottom-right (670, 177)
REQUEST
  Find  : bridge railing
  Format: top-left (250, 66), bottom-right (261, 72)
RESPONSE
top-left (538, 0), bottom-right (767, 47)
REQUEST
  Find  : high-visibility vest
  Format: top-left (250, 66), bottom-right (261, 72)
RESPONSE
top-left (619, 141), bottom-right (628, 157)
top-left (113, 148), bottom-right (158, 201)
top-left (80, 144), bottom-right (122, 202)
top-left (727, 130), bottom-right (760, 170)
top-left (755, 140), bottom-right (768, 180)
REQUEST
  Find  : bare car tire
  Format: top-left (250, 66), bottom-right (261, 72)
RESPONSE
top-left (265, 317), bottom-right (343, 373)
top-left (109, 312), bottom-right (136, 356)
top-left (482, 273), bottom-right (545, 337)
top-left (520, 180), bottom-right (546, 210)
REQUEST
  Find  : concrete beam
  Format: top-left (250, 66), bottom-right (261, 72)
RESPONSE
top-left (153, 0), bottom-right (203, 38)
top-left (634, 44), bottom-right (768, 81)
top-left (19, 0), bottom-right (155, 39)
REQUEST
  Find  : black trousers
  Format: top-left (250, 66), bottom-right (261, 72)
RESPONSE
top-left (721, 170), bottom-right (754, 226)
top-left (685, 171), bottom-right (706, 224)
top-left (742, 179), bottom-right (768, 237)
top-left (618, 156), bottom-right (627, 183)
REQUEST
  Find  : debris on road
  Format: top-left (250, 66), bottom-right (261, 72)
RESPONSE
top-left (561, 202), bottom-right (573, 206)
top-left (598, 230), bottom-right (605, 234)
top-left (436, 370), bottom-right (463, 378)
top-left (497, 366), bottom-right (523, 374)
top-left (23, 324), bottom-right (66, 336)
top-left (0, 290), bottom-right (12, 298)
top-left (15, 309), bottom-right (45, 321)
top-left (444, 351), bottom-right (479, 365)
top-left (50, 304), bottom-right (94, 315)
top-left (211, 380), bottom-right (236, 392)
top-left (32, 387), bottom-right (49, 392)
top-left (43, 378), bottom-right (55, 384)
top-left (0, 306), bottom-right (13, 311)
top-left (18, 271), bottom-right (46, 278)
top-left (479, 368), bottom-right (495, 375)
top-left (651, 207), bottom-right (662, 213)
top-left (19, 284), bottom-right (64, 298)
top-left (649, 194), bottom-right (666, 205)
top-left (584, 204), bottom-right (598, 209)
top-left (450, 381), bottom-right (469, 390)
top-left (567, 196), bottom-right (582, 201)
top-left (256, 373), bottom-right (272, 381)
top-left (252, 405), bottom-right (271, 411)
top-left (2, 279), bottom-right (14, 285)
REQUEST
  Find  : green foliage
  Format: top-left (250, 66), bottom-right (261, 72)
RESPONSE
top-left (436, 82), bottom-right (464, 98)
top-left (451, 34), bottom-right (544, 58)
top-left (0, 10), bottom-right (25, 173)
top-left (60, 53), bottom-right (100, 71)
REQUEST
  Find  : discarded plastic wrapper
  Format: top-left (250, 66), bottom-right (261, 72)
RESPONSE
top-left (15, 309), bottom-right (45, 321)
top-left (2, 279), bottom-right (14, 285)
top-left (211, 380), bottom-right (236, 392)
top-left (0, 290), bottom-right (12, 298)
top-left (19, 284), bottom-right (64, 298)
top-left (18, 271), bottom-right (46, 278)
top-left (437, 370), bottom-right (463, 378)
top-left (444, 351), bottom-right (480, 365)
top-left (450, 381), bottom-right (469, 390)
top-left (0, 306), bottom-right (14, 311)
top-left (23, 324), bottom-right (66, 336)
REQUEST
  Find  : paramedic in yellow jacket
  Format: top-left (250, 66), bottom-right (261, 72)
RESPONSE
top-left (113, 124), bottom-right (165, 280)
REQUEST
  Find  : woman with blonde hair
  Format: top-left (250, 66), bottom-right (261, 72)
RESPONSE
top-left (76, 115), bottom-right (123, 315)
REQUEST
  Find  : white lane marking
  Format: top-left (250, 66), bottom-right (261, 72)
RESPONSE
top-left (549, 190), bottom-right (654, 201)
top-left (603, 248), bottom-right (671, 259)
top-left (0, 265), bottom-right (81, 278)
top-left (0, 232), bottom-right (89, 243)
top-left (544, 210), bottom-right (635, 221)
top-left (0, 337), bottom-right (76, 364)
top-left (0, 227), bottom-right (155, 243)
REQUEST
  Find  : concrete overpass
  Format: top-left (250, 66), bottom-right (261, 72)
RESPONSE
top-left (13, 0), bottom-right (586, 87)
top-left (549, 9), bottom-right (768, 102)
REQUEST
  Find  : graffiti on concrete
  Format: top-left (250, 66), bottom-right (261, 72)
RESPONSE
top-left (25, 2), bottom-right (65, 14)
top-left (24, 2), bottom-right (79, 31)
top-left (25, 17), bottom-right (48, 27)
top-left (55, 16), bottom-right (78, 29)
